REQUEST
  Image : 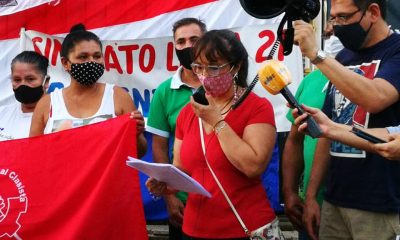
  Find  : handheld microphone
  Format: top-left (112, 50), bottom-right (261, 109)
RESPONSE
top-left (258, 60), bottom-right (322, 138)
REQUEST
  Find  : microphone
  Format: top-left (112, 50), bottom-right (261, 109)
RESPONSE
top-left (258, 60), bottom-right (322, 138)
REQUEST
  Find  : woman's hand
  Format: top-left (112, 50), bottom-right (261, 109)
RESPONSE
top-left (130, 110), bottom-right (145, 136)
top-left (145, 177), bottom-right (177, 196)
top-left (145, 178), bottom-right (167, 197)
top-left (190, 94), bottom-right (223, 128)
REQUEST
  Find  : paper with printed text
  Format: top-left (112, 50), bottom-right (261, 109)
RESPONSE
top-left (127, 157), bottom-right (211, 198)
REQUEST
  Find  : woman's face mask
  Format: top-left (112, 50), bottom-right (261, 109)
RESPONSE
top-left (197, 67), bottom-right (235, 97)
top-left (13, 84), bottom-right (44, 104)
top-left (69, 61), bottom-right (104, 86)
top-left (12, 62), bottom-right (47, 104)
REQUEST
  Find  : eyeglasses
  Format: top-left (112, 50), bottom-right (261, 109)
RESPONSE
top-left (328, 9), bottom-right (361, 26)
top-left (191, 62), bottom-right (231, 77)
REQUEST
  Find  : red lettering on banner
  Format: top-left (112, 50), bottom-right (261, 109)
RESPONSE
top-left (166, 42), bottom-right (179, 71)
top-left (44, 38), bottom-right (52, 62)
top-left (32, 37), bottom-right (43, 56)
top-left (105, 45), bottom-right (123, 74)
top-left (50, 39), bottom-right (62, 66)
top-left (32, 37), bottom-right (62, 66)
top-left (139, 44), bottom-right (155, 73)
top-left (118, 45), bottom-right (139, 74)
top-left (255, 30), bottom-right (284, 62)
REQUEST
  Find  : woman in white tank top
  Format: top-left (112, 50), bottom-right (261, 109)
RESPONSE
top-left (29, 24), bottom-right (147, 158)
top-left (0, 51), bottom-right (49, 141)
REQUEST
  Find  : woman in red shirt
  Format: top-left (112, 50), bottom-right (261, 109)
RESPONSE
top-left (147, 29), bottom-right (279, 239)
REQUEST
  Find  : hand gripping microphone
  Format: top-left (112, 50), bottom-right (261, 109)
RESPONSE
top-left (258, 60), bottom-right (322, 138)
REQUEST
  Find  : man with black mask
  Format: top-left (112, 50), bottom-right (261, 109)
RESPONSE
top-left (0, 51), bottom-right (49, 141)
top-left (292, 0), bottom-right (400, 239)
top-left (146, 18), bottom-right (206, 240)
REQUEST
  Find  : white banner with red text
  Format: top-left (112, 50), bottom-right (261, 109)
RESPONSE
top-left (20, 25), bottom-right (302, 132)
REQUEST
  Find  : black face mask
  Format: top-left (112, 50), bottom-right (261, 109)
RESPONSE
top-left (70, 61), bottom-right (105, 86)
top-left (333, 13), bottom-right (372, 51)
top-left (175, 47), bottom-right (194, 70)
top-left (13, 85), bottom-right (44, 104)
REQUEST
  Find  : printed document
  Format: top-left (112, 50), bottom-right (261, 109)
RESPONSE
top-left (127, 157), bottom-right (211, 198)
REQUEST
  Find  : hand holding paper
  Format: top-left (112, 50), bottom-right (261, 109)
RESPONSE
top-left (126, 157), bottom-right (211, 198)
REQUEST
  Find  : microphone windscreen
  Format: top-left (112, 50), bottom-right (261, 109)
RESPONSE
top-left (258, 60), bottom-right (292, 95)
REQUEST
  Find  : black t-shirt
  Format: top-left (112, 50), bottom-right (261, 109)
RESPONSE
top-left (322, 33), bottom-right (400, 212)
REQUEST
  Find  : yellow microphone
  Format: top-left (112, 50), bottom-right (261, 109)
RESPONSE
top-left (258, 60), bottom-right (292, 95)
top-left (259, 60), bottom-right (322, 138)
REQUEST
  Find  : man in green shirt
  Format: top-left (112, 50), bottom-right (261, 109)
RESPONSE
top-left (282, 17), bottom-right (343, 239)
top-left (146, 18), bottom-right (206, 240)
top-left (282, 70), bottom-right (328, 240)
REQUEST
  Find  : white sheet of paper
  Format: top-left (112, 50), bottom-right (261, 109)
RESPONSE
top-left (127, 157), bottom-right (211, 198)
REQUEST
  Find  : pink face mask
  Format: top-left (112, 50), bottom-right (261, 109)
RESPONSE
top-left (198, 71), bottom-right (234, 97)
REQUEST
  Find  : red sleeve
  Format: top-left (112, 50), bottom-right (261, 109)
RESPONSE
top-left (175, 104), bottom-right (190, 140)
top-left (247, 94), bottom-right (276, 127)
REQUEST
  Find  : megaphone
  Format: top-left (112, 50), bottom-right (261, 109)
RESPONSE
top-left (239, 0), bottom-right (320, 55)
top-left (239, 0), bottom-right (286, 19)
top-left (240, 0), bottom-right (320, 21)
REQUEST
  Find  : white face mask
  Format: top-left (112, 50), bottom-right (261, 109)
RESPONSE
top-left (324, 35), bottom-right (344, 57)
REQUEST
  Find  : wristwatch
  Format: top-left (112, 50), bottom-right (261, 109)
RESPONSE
top-left (311, 50), bottom-right (327, 65)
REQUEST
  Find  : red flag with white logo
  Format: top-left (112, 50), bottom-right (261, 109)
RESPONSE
top-left (0, 114), bottom-right (147, 239)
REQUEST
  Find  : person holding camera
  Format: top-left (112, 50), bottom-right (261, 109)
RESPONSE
top-left (147, 29), bottom-right (282, 239)
top-left (146, 18), bottom-right (205, 239)
top-left (293, 0), bottom-right (400, 239)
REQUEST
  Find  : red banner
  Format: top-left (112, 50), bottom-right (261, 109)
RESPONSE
top-left (0, 0), bottom-right (216, 40)
top-left (0, 115), bottom-right (147, 239)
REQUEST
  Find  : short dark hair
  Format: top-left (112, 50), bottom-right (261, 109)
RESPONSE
top-left (60, 23), bottom-right (103, 59)
top-left (193, 29), bottom-right (249, 88)
top-left (11, 51), bottom-right (49, 77)
top-left (172, 18), bottom-right (207, 38)
top-left (353, 0), bottom-right (386, 19)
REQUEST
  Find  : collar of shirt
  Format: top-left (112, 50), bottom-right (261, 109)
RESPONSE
top-left (170, 66), bottom-right (195, 90)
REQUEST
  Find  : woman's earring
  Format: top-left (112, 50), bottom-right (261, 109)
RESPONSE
top-left (233, 80), bottom-right (239, 103)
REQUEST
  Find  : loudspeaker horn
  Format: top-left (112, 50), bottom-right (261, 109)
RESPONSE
top-left (239, 0), bottom-right (287, 19)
